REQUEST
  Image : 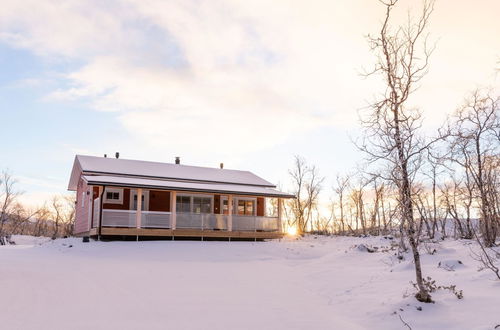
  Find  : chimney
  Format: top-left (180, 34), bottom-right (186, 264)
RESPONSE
top-left (104, 154), bottom-right (107, 158)
top-left (175, 157), bottom-right (180, 164)
top-left (220, 163), bottom-right (224, 169)
top-left (115, 152), bottom-right (120, 159)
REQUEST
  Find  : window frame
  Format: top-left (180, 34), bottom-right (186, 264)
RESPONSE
top-left (176, 193), bottom-right (213, 214)
top-left (103, 188), bottom-right (124, 204)
top-left (233, 197), bottom-right (257, 216)
top-left (129, 189), bottom-right (150, 211)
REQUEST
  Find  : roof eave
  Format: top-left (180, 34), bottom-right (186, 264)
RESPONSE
top-left (67, 156), bottom-right (82, 191)
top-left (81, 170), bottom-right (277, 188)
top-left (82, 177), bottom-right (295, 199)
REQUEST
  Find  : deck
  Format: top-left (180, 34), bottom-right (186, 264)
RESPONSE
top-left (83, 227), bottom-right (284, 240)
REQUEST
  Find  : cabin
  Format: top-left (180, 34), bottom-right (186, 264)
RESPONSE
top-left (68, 154), bottom-right (294, 240)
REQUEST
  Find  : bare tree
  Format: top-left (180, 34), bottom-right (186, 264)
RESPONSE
top-left (333, 174), bottom-right (350, 234)
top-left (8, 203), bottom-right (39, 235)
top-left (471, 229), bottom-right (500, 280)
top-left (349, 178), bottom-right (369, 235)
top-left (0, 171), bottom-right (20, 245)
top-left (288, 156), bottom-right (324, 235)
top-left (360, 0), bottom-right (436, 302)
top-left (445, 90), bottom-right (499, 247)
top-left (33, 206), bottom-right (51, 237)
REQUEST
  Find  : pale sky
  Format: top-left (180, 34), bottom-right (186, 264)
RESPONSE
top-left (0, 0), bottom-right (498, 206)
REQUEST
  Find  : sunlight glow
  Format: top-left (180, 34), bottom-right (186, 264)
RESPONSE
top-left (286, 226), bottom-right (297, 236)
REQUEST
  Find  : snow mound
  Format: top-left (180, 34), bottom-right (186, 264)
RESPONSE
top-left (10, 235), bottom-right (51, 246)
top-left (438, 259), bottom-right (464, 271)
top-left (356, 244), bottom-right (376, 253)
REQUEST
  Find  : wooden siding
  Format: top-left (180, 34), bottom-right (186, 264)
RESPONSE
top-left (214, 194), bottom-right (221, 214)
top-left (149, 190), bottom-right (170, 212)
top-left (103, 188), bottom-right (130, 210)
top-left (74, 178), bottom-right (91, 234)
top-left (257, 197), bottom-right (265, 216)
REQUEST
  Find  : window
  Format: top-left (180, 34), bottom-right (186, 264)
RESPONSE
top-left (107, 192), bottom-right (120, 200)
top-left (104, 188), bottom-right (123, 204)
top-left (130, 190), bottom-right (149, 211)
top-left (193, 197), bottom-right (211, 214)
top-left (176, 195), bottom-right (212, 213)
top-left (133, 194), bottom-right (145, 211)
top-left (237, 199), bottom-right (255, 215)
top-left (176, 196), bottom-right (191, 213)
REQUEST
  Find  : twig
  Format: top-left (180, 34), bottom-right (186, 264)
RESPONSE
top-left (399, 314), bottom-right (412, 330)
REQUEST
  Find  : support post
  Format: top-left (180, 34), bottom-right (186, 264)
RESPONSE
top-left (136, 188), bottom-right (142, 229)
top-left (171, 191), bottom-right (177, 230)
top-left (98, 186), bottom-right (106, 241)
top-left (91, 186), bottom-right (103, 232)
top-left (227, 195), bottom-right (233, 232)
top-left (277, 198), bottom-right (283, 233)
top-left (87, 186), bottom-right (92, 232)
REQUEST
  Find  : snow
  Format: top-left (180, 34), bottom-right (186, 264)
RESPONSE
top-left (1, 235), bottom-right (499, 330)
top-left (69, 155), bottom-right (276, 191)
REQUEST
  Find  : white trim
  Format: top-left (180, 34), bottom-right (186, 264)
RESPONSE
top-left (136, 188), bottom-right (142, 229)
top-left (104, 187), bottom-right (123, 204)
top-left (130, 189), bottom-right (149, 211)
top-left (87, 189), bottom-right (92, 231)
top-left (171, 191), bottom-right (177, 230)
top-left (227, 195), bottom-right (233, 231)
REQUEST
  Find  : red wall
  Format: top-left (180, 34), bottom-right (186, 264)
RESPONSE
top-left (257, 197), bottom-right (265, 216)
top-left (149, 190), bottom-right (170, 212)
top-left (102, 188), bottom-right (131, 210)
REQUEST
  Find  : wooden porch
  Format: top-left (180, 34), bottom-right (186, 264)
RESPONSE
top-left (81, 185), bottom-right (285, 240)
top-left (83, 227), bottom-right (284, 240)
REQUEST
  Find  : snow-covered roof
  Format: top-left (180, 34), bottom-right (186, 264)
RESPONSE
top-left (82, 175), bottom-right (294, 198)
top-left (68, 155), bottom-right (292, 197)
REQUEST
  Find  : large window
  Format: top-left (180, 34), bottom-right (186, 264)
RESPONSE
top-left (176, 196), bottom-right (191, 213)
top-left (193, 197), bottom-right (212, 214)
top-left (237, 200), bottom-right (254, 216)
top-left (176, 195), bottom-right (212, 213)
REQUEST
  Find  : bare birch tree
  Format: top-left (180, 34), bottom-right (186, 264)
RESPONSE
top-left (360, 0), bottom-right (436, 302)
top-left (288, 156), bottom-right (324, 235)
top-left (0, 171), bottom-right (20, 245)
top-left (445, 90), bottom-right (499, 247)
top-left (333, 174), bottom-right (350, 234)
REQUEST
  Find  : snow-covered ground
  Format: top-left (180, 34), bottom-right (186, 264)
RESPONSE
top-left (1, 235), bottom-right (499, 330)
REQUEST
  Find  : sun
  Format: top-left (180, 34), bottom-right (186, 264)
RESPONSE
top-left (286, 226), bottom-right (297, 236)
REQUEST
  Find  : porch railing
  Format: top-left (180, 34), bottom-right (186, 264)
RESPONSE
top-left (102, 209), bottom-right (136, 227)
top-left (176, 213), bottom-right (228, 230)
top-left (101, 209), bottom-right (171, 228)
top-left (233, 215), bottom-right (279, 232)
top-left (100, 209), bottom-right (279, 232)
top-left (141, 211), bottom-right (171, 228)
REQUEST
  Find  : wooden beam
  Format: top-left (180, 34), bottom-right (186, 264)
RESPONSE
top-left (136, 188), bottom-right (143, 229)
top-left (227, 195), bottom-right (233, 231)
top-left (98, 227), bottom-right (283, 239)
top-left (171, 191), bottom-right (177, 230)
top-left (277, 198), bottom-right (283, 233)
top-left (101, 227), bottom-right (173, 236)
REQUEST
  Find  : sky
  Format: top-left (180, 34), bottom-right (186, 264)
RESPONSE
top-left (0, 0), bottom-right (499, 207)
